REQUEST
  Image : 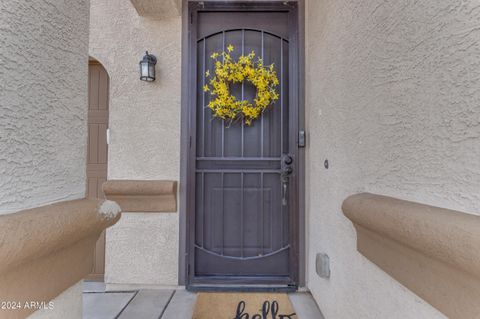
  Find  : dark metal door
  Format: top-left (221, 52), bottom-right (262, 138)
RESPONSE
top-left (187, 2), bottom-right (299, 288)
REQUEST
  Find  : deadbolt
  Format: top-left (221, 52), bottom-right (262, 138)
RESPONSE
top-left (283, 155), bottom-right (293, 165)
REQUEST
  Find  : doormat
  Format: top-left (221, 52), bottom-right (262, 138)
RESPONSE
top-left (192, 292), bottom-right (298, 319)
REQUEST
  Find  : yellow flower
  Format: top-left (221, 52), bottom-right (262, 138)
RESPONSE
top-left (207, 47), bottom-right (279, 125)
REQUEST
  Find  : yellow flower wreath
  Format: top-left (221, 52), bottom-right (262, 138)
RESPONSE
top-left (203, 44), bottom-right (279, 126)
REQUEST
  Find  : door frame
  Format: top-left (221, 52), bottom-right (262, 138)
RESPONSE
top-left (179, 0), bottom-right (305, 289)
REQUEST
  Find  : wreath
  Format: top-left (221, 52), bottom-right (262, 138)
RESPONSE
top-left (203, 44), bottom-right (279, 126)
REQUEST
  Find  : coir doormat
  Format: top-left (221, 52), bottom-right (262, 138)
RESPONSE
top-left (192, 292), bottom-right (298, 319)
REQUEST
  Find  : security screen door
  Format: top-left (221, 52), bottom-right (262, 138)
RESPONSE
top-left (187, 2), bottom-right (299, 288)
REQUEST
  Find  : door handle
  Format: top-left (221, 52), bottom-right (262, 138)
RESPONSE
top-left (282, 181), bottom-right (288, 206)
top-left (281, 154), bottom-right (293, 206)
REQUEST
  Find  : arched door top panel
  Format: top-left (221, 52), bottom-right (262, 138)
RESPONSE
top-left (197, 11), bottom-right (290, 39)
top-left (198, 28), bottom-right (289, 43)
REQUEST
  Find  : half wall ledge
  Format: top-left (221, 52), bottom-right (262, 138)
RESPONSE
top-left (129, 0), bottom-right (181, 18)
top-left (342, 193), bottom-right (480, 319)
top-left (0, 199), bottom-right (121, 319)
top-left (103, 180), bottom-right (177, 212)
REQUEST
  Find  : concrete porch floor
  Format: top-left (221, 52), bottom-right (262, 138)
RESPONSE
top-left (83, 282), bottom-right (325, 319)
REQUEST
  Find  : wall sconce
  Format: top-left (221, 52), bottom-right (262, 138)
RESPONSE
top-left (139, 51), bottom-right (157, 82)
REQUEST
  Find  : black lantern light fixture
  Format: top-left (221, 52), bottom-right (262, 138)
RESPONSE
top-left (139, 51), bottom-right (157, 82)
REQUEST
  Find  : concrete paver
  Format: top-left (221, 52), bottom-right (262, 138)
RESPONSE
top-left (289, 292), bottom-right (325, 319)
top-left (161, 289), bottom-right (197, 319)
top-left (83, 292), bottom-right (136, 319)
top-left (117, 289), bottom-right (174, 319)
top-left (83, 287), bottom-right (324, 319)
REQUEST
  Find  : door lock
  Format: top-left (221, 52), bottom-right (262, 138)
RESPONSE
top-left (283, 166), bottom-right (293, 175)
top-left (281, 155), bottom-right (294, 178)
top-left (283, 154), bottom-right (293, 165)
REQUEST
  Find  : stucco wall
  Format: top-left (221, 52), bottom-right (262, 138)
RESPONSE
top-left (305, 0), bottom-right (480, 318)
top-left (0, 0), bottom-right (90, 214)
top-left (105, 213), bottom-right (178, 286)
top-left (89, 0), bottom-right (181, 286)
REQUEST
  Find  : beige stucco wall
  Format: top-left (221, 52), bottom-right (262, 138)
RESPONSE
top-left (105, 213), bottom-right (178, 286)
top-left (0, 0), bottom-right (90, 214)
top-left (89, 0), bottom-right (181, 286)
top-left (305, 0), bottom-right (480, 318)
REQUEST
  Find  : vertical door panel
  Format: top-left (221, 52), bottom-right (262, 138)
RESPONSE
top-left (243, 31), bottom-right (263, 158)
